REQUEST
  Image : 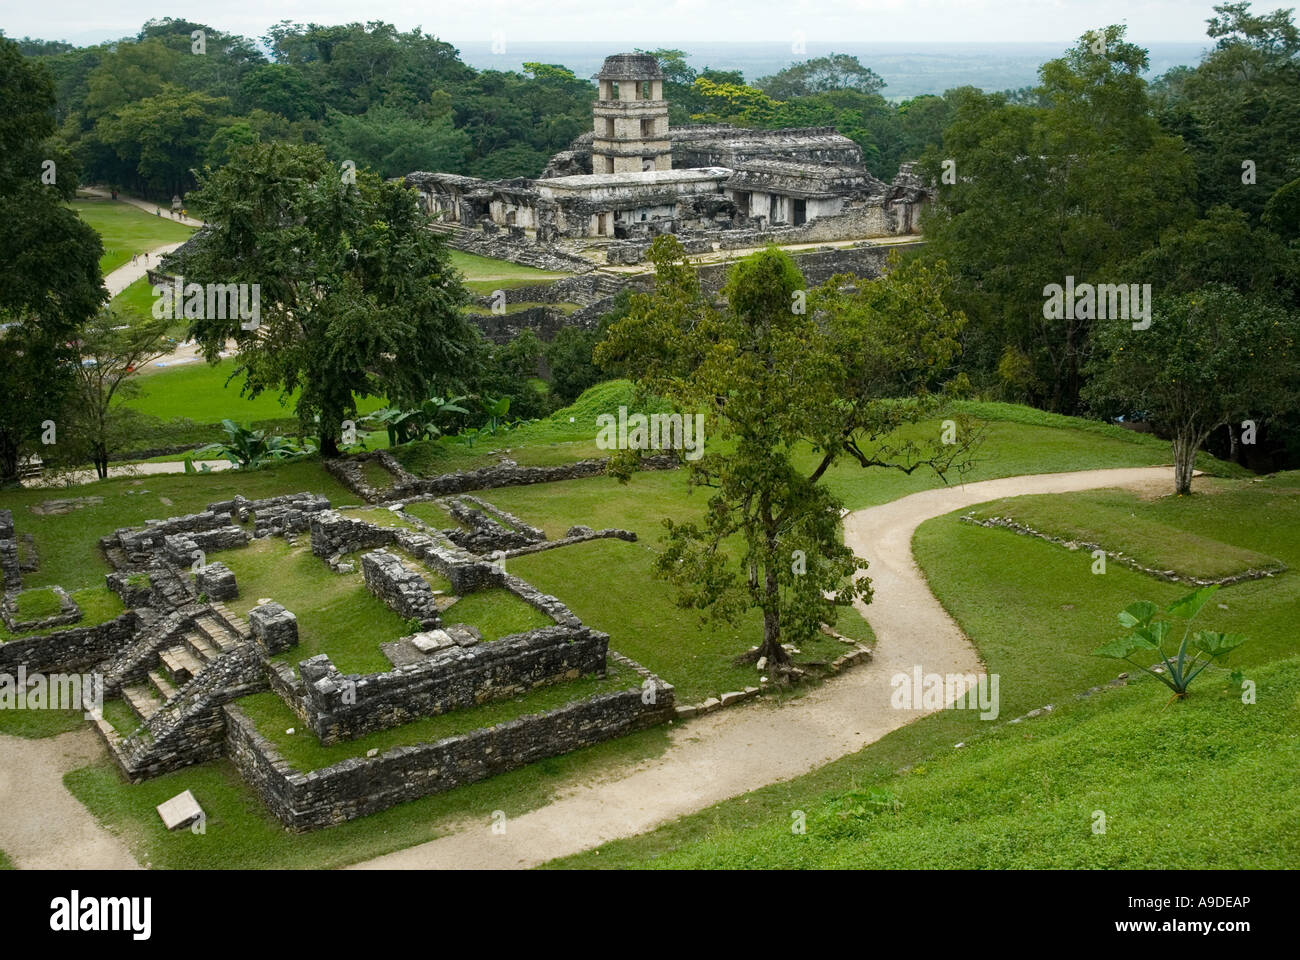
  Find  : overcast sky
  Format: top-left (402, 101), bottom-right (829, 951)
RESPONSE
top-left (3, 0), bottom-right (1233, 46)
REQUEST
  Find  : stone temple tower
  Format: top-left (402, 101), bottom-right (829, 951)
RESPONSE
top-left (592, 54), bottom-right (672, 174)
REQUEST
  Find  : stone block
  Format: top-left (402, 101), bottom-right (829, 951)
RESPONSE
top-left (156, 789), bottom-right (204, 830)
top-left (248, 601), bottom-right (298, 654)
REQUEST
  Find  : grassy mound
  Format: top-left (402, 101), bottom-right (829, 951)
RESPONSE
top-left (964, 489), bottom-right (1285, 581)
top-left (548, 657), bottom-right (1299, 869)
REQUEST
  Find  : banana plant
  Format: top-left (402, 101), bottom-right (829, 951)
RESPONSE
top-left (195, 419), bottom-right (313, 469)
top-left (478, 395), bottom-right (512, 436)
top-left (1093, 584), bottom-right (1247, 698)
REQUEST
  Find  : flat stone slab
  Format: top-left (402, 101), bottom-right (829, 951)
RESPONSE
top-left (156, 790), bottom-right (203, 831)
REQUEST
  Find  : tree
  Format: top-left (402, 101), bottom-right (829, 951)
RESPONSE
top-left (321, 105), bottom-right (469, 178)
top-left (180, 140), bottom-right (476, 456)
top-left (0, 37), bottom-right (104, 484)
top-left (596, 238), bottom-right (978, 674)
top-left (919, 26), bottom-right (1194, 412)
top-left (1083, 286), bottom-right (1300, 494)
top-left (757, 54), bottom-right (886, 99)
top-left (64, 306), bottom-right (170, 479)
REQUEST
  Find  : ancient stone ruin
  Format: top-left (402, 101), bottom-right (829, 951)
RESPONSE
top-left (2, 488), bottom-right (672, 831)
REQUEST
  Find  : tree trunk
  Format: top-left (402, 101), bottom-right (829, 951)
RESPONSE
top-left (1173, 432), bottom-right (1197, 495)
top-left (320, 434), bottom-right (341, 458)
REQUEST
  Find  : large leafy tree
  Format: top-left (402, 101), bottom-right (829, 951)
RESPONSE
top-left (0, 37), bottom-right (104, 484)
top-left (919, 26), bottom-right (1194, 412)
top-left (596, 239), bottom-right (977, 673)
top-left (1084, 286), bottom-right (1300, 494)
top-left (757, 54), bottom-right (886, 99)
top-left (180, 140), bottom-right (476, 455)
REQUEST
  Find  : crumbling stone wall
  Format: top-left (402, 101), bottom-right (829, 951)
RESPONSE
top-left (294, 623), bottom-right (606, 743)
top-left (0, 509), bottom-right (21, 594)
top-left (360, 549), bottom-right (441, 624)
top-left (0, 610), bottom-right (140, 675)
top-left (224, 675), bottom-right (675, 830)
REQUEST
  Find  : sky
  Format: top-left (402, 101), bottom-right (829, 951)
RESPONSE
top-left (3, 0), bottom-right (1234, 46)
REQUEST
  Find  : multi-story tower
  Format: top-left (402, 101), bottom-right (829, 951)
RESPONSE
top-left (591, 54), bottom-right (672, 174)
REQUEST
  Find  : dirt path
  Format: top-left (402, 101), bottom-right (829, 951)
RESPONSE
top-left (0, 728), bottom-right (140, 869)
top-left (351, 465), bottom-right (1176, 870)
top-left (103, 242), bottom-right (188, 297)
top-left (26, 459), bottom-right (232, 488)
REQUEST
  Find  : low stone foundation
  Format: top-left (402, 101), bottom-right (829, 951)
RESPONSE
top-left (0, 610), bottom-right (140, 675)
top-left (224, 672), bottom-right (674, 830)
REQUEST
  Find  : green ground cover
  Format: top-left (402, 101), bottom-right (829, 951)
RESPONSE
top-left (125, 359), bottom-right (386, 425)
top-left (964, 488), bottom-right (1285, 580)
top-left (0, 707), bottom-right (86, 739)
top-left (546, 471), bottom-right (1299, 867)
top-left (10, 587), bottom-right (62, 621)
top-left (238, 660), bottom-right (633, 772)
top-left (547, 657), bottom-right (1300, 869)
top-left (448, 250), bottom-right (570, 294)
top-left (71, 198), bottom-right (195, 275)
top-left (216, 538), bottom-right (410, 675)
top-left (0, 587), bottom-right (123, 642)
top-left (441, 588), bottom-right (554, 640)
top-left (464, 301), bottom-right (583, 315)
top-left (0, 850), bottom-right (12, 869)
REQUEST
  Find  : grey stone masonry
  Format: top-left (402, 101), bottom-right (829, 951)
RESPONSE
top-left (360, 549), bottom-right (441, 624)
top-left (310, 510), bottom-right (397, 559)
top-left (248, 602), bottom-right (298, 655)
top-left (0, 508), bottom-right (21, 594)
top-left (224, 670), bottom-right (675, 829)
top-left (195, 560), bottom-right (237, 601)
top-left (293, 619), bottom-right (602, 743)
top-left (0, 609), bottom-right (140, 675)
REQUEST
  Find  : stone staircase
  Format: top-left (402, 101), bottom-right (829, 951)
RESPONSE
top-left (90, 603), bottom-right (267, 780)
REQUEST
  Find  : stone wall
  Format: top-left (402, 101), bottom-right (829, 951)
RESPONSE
top-left (0, 610), bottom-right (140, 675)
top-left (0, 509), bottom-right (20, 594)
top-left (224, 675), bottom-right (675, 830)
top-left (360, 549), bottom-right (441, 624)
top-left (294, 623), bottom-right (607, 743)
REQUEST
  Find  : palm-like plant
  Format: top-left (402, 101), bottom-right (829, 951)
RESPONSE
top-left (1093, 585), bottom-right (1247, 699)
top-left (195, 419), bottom-right (314, 469)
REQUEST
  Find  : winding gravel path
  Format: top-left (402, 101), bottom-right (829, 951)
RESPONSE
top-left (351, 465), bottom-right (1177, 870)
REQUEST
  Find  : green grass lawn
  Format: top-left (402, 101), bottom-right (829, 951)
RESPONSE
top-left (216, 537), bottom-right (411, 675)
top-left (0, 850), bottom-right (12, 870)
top-left (464, 301), bottom-right (583, 315)
top-left (0, 587), bottom-right (123, 642)
top-left (125, 359), bottom-right (386, 426)
top-left (10, 587), bottom-right (63, 621)
top-left (546, 657), bottom-right (1300, 869)
top-left (964, 488), bottom-right (1285, 581)
top-left (71, 198), bottom-right (194, 275)
top-left (448, 250), bottom-right (571, 294)
top-left (0, 707), bottom-right (87, 739)
top-left (546, 471), bottom-right (1300, 868)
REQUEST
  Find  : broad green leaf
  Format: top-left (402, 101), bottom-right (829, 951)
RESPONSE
top-left (1166, 585), bottom-right (1219, 621)
top-left (1093, 634), bottom-right (1158, 659)
top-left (1118, 600), bottom-right (1158, 628)
top-left (1134, 620), bottom-right (1170, 647)
top-left (1191, 630), bottom-right (1248, 659)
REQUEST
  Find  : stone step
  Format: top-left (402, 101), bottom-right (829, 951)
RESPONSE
top-left (87, 708), bottom-right (121, 746)
top-left (122, 684), bottom-right (163, 724)
top-left (194, 615), bottom-right (240, 652)
top-left (148, 669), bottom-right (178, 702)
top-left (160, 644), bottom-right (203, 684)
top-left (183, 631), bottom-right (220, 663)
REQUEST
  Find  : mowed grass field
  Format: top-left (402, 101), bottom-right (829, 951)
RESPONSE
top-left (71, 196), bottom-right (195, 275)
